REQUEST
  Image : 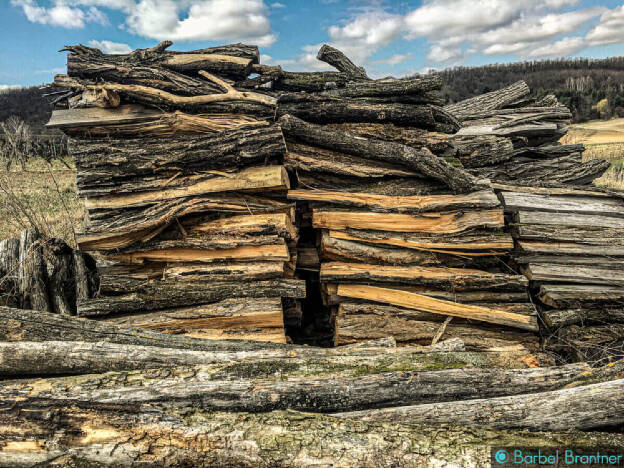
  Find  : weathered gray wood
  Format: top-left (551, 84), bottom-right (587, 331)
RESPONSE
top-left (515, 210), bottom-right (624, 229)
top-left (501, 191), bottom-right (624, 217)
top-left (47, 105), bottom-right (161, 128)
top-left (444, 81), bottom-right (530, 119)
top-left (543, 307), bottom-right (624, 329)
top-left (518, 240), bottom-right (624, 257)
top-left (321, 76), bottom-right (442, 98)
top-left (512, 225), bottom-right (624, 245)
top-left (538, 284), bottom-right (624, 308)
top-left (451, 134), bottom-right (514, 168)
top-left (336, 379), bottom-right (624, 432)
top-left (524, 263), bottom-right (624, 286)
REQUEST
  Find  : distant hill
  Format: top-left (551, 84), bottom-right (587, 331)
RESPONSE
top-left (436, 56), bottom-right (624, 123)
top-left (0, 86), bottom-right (55, 135)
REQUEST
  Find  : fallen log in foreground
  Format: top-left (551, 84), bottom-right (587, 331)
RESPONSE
top-left (0, 361), bottom-right (588, 411)
top-left (1, 404), bottom-right (622, 468)
top-left (336, 378), bottom-right (624, 432)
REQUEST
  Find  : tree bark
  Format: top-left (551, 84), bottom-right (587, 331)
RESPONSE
top-left (316, 44), bottom-right (369, 79)
top-left (77, 279), bottom-right (306, 317)
top-left (279, 114), bottom-right (483, 193)
top-left (336, 379), bottom-right (624, 432)
top-left (2, 405), bottom-right (621, 468)
top-left (539, 284), bottom-right (624, 308)
top-left (444, 81), bottom-right (531, 120)
top-left (543, 307), bottom-right (624, 329)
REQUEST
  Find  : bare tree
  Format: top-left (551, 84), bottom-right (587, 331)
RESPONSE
top-left (0, 116), bottom-right (32, 170)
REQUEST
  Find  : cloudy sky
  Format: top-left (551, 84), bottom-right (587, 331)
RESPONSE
top-left (2, 0), bottom-right (624, 88)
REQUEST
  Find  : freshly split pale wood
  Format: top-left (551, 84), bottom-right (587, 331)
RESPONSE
top-left (313, 209), bottom-right (504, 233)
top-left (335, 284), bottom-right (538, 331)
top-left (190, 212), bottom-right (297, 240)
top-left (84, 166), bottom-right (290, 210)
top-left (327, 230), bottom-right (513, 253)
top-left (288, 190), bottom-right (500, 213)
top-left (164, 262), bottom-right (286, 282)
top-left (107, 242), bottom-right (290, 265)
top-left (322, 263), bottom-right (528, 291)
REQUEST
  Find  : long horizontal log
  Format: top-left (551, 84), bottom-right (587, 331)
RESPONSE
top-left (0, 306), bottom-right (291, 351)
top-left (2, 405), bottom-right (621, 467)
top-left (336, 284), bottom-right (538, 331)
top-left (523, 263), bottom-right (624, 287)
top-left (444, 81), bottom-right (531, 120)
top-left (322, 263), bottom-right (528, 291)
top-left (329, 229), bottom-right (514, 252)
top-left (501, 191), bottom-right (624, 217)
top-left (336, 379), bottom-right (624, 432)
top-left (512, 224), bottom-right (624, 245)
top-left (163, 262), bottom-right (286, 282)
top-left (518, 240), bottom-right (624, 257)
top-left (543, 307), bottom-right (624, 329)
top-left (71, 125), bottom-right (286, 193)
top-left (451, 134), bottom-right (515, 168)
top-left (538, 284), bottom-right (624, 308)
top-left (189, 212), bottom-right (297, 240)
top-left (515, 255), bottom-right (624, 269)
top-left (84, 165), bottom-right (290, 210)
top-left (515, 210), bottom-right (624, 229)
top-left (0, 357), bottom-right (588, 411)
top-left (313, 209), bottom-right (504, 233)
top-left (279, 114), bottom-right (482, 193)
top-left (321, 76), bottom-right (442, 98)
top-left (288, 190), bottom-right (499, 213)
top-left (78, 279), bottom-right (306, 317)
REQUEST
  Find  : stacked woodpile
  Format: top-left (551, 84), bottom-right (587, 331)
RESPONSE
top-left (0, 229), bottom-right (95, 314)
top-left (447, 81), bottom-right (610, 186)
top-left (47, 42), bottom-right (307, 343)
top-left (272, 48), bottom-right (538, 349)
top-left (500, 186), bottom-right (624, 363)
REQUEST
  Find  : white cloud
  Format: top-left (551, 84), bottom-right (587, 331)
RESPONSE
top-left (88, 40), bottom-right (133, 54)
top-left (12, 0), bottom-right (277, 46)
top-left (35, 67), bottom-right (66, 74)
top-left (586, 6), bottom-right (624, 46)
top-left (271, 2), bottom-right (285, 8)
top-left (376, 53), bottom-right (413, 66)
top-left (11, 0), bottom-right (109, 28)
top-left (528, 36), bottom-right (587, 58)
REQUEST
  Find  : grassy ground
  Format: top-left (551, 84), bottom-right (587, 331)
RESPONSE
top-left (562, 117), bottom-right (624, 189)
top-left (0, 158), bottom-right (83, 246)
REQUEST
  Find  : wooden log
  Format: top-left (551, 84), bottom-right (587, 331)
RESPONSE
top-left (328, 229), bottom-right (514, 253)
top-left (316, 44), bottom-right (369, 79)
top-left (334, 303), bottom-right (539, 350)
top-left (104, 297), bottom-right (286, 344)
top-left (18, 232), bottom-right (51, 313)
top-left (285, 141), bottom-right (418, 178)
top-left (64, 41), bottom-right (254, 79)
top-left (0, 358), bottom-right (588, 411)
top-left (538, 284), bottom-right (624, 308)
top-left (451, 134), bottom-right (514, 168)
top-left (277, 94), bottom-right (441, 128)
top-left (515, 255), bottom-right (624, 269)
top-left (44, 239), bottom-right (74, 316)
top-left (163, 262), bottom-right (286, 282)
top-left (178, 43), bottom-right (260, 62)
top-left (336, 379), bottom-right (624, 432)
top-left (500, 191), bottom-right (624, 217)
top-left (288, 190), bottom-right (500, 213)
top-left (444, 81), bottom-right (531, 119)
top-left (523, 263), bottom-right (624, 286)
top-left (518, 240), bottom-right (624, 257)
top-left (2, 406), bottom-right (621, 467)
top-left (77, 194), bottom-right (293, 250)
top-left (313, 209), bottom-right (504, 233)
top-left (471, 155), bottom-right (610, 186)
top-left (77, 279), bottom-right (306, 317)
top-left (322, 263), bottom-right (528, 291)
top-left (325, 123), bottom-right (456, 157)
top-left (279, 114), bottom-right (482, 193)
top-left (189, 213), bottom-right (297, 240)
top-left (543, 307), bottom-right (624, 329)
top-left (274, 71), bottom-right (352, 92)
top-left (71, 125), bottom-right (286, 194)
top-left (321, 76), bottom-right (442, 98)
top-left (106, 242), bottom-right (290, 265)
top-left (83, 165), bottom-right (290, 210)
top-left (515, 210), bottom-right (624, 229)
top-left (324, 283), bottom-right (530, 306)
top-left (512, 224), bottom-right (624, 245)
top-left (492, 183), bottom-right (619, 198)
top-left (335, 284), bottom-right (537, 331)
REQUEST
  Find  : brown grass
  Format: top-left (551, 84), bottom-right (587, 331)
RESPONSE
top-left (0, 158), bottom-right (83, 246)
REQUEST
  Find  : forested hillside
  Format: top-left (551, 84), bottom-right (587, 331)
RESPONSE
top-left (436, 57), bottom-right (624, 123)
top-left (0, 86), bottom-right (55, 134)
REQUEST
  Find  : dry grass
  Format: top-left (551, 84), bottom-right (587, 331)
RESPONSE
top-left (563, 119), bottom-right (624, 189)
top-left (0, 158), bottom-right (83, 246)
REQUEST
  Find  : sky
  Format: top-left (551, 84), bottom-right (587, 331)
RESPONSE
top-left (2, 0), bottom-right (624, 89)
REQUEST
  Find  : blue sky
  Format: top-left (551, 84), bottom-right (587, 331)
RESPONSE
top-left (2, 0), bottom-right (624, 88)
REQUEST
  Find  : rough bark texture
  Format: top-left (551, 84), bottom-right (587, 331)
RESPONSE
top-left (444, 81), bottom-right (531, 119)
top-left (316, 44), bottom-right (369, 79)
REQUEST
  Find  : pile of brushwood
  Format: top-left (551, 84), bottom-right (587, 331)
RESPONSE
top-left (0, 41), bottom-right (622, 466)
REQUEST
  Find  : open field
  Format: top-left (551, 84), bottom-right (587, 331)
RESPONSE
top-left (562, 118), bottom-right (624, 189)
top-left (0, 158), bottom-right (83, 245)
